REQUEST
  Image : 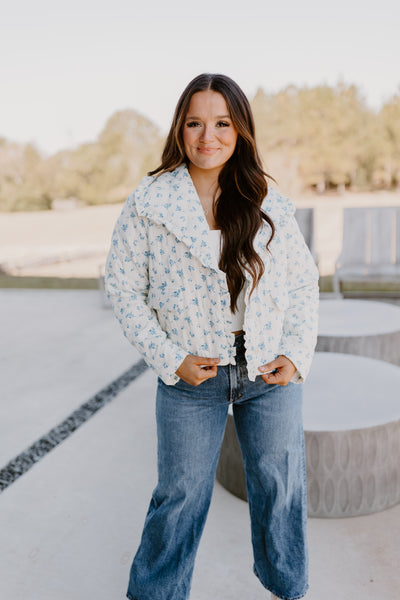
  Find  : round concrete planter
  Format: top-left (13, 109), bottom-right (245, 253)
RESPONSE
top-left (216, 353), bottom-right (400, 518)
top-left (316, 299), bottom-right (400, 366)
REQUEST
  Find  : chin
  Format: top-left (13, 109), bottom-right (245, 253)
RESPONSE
top-left (191, 157), bottom-right (228, 171)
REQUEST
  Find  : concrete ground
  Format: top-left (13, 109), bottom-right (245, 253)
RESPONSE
top-left (1, 289), bottom-right (399, 600)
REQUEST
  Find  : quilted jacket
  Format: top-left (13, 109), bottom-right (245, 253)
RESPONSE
top-left (105, 163), bottom-right (319, 385)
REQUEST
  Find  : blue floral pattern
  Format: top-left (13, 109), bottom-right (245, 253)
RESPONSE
top-left (105, 163), bottom-right (319, 385)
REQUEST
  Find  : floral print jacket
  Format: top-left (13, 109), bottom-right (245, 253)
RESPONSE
top-left (105, 163), bottom-right (319, 386)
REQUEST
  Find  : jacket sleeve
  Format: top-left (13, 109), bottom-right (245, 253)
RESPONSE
top-left (276, 212), bottom-right (320, 382)
top-left (105, 192), bottom-right (188, 385)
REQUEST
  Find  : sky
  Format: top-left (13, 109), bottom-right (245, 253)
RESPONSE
top-left (1, 0), bottom-right (399, 156)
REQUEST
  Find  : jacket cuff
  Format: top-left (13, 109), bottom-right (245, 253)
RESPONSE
top-left (277, 341), bottom-right (314, 383)
top-left (155, 339), bottom-right (188, 386)
top-left (290, 369), bottom-right (303, 384)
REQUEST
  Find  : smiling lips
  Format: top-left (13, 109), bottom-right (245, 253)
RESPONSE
top-left (197, 147), bottom-right (219, 154)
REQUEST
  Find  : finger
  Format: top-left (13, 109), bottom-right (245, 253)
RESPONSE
top-left (261, 370), bottom-right (278, 382)
top-left (261, 368), bottom-right (291, 386)
top-left (261, 374), bottom-right (286, 386)
top-left (201, 366), bottom-right (219, 379)
top-left (258, 360), bottom-right (279, 373)
top-left (192, 365), bottom-right (218, 385)
top-left (199, 363), bottom-right (219, 374)
top-left (258, 364), bottom-right (278, 375)
top-left (258, 356), bottom-right (287, 373)
top-left (195, 356), bottom-right (221, 367)
top-left (258, 366), bottom-right (277, 375)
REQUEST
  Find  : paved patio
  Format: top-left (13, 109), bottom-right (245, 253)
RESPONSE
top-left (1, 289), bottom-right (399, 600)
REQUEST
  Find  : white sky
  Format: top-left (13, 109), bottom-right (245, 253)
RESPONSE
top-left (1, 0), bottom-right (399, 155)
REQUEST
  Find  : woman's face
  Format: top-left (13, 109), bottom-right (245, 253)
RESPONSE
top-left (182, 90), bottom-right (238, 176)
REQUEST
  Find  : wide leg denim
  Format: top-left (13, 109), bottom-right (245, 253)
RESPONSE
top-left (127, 334), bottom-right (308, 600)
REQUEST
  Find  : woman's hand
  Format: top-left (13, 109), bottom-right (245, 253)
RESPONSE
top-left (175, 355), bottom-right (221, 386)
top-left (258, 355), bottom-right (296, 386)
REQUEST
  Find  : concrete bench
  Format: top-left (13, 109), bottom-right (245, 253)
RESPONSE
top-left (316, 299), bottom-right (400, 366)
top-left (333, 206), bottom-right (400, 295)
top-left (295, 207), bottom-right (317, 263)
top-left (216, 353), bottom-right (400, 518)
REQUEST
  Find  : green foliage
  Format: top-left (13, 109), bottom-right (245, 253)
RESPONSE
top-left (0, 109), bottom-right (163, 212)
top-left (45, 109), bottom-right (164, 208)
top-left (1, 85), bottom-right (400, 211)
top-left (252, 82), bottom-right (390, 193)
top-left (0, 141), bottom-right (52, 211)
top-left (379, 90), bottom-right (400, 187)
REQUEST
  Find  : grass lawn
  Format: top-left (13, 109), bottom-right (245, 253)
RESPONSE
top-left (0, 275), bottom-right (99, 290)
top-left (1, 274), bottom-right (400, 298)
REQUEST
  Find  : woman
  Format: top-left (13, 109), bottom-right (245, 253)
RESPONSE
top-left (105, 73), bottom-right (319, 600)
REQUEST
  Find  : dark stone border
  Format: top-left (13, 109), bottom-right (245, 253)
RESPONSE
top-left (0, 359), bottom-right (148, 493)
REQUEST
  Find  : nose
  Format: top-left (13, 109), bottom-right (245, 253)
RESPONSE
top-left (199, 124), bottom-right (214, 143)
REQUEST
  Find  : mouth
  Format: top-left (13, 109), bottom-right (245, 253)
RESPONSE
top-left (197, 147), bottom-right (219, 155)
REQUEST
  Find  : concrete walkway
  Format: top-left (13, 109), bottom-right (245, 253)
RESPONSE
top-left (1, 289), bottom-right (399, 599)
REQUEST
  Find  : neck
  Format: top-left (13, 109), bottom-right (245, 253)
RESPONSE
top-left (188, 164), bottom-right (220, 199)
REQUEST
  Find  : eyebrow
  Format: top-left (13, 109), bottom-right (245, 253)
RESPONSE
top-left (186, 115), bottom-right (231, 120)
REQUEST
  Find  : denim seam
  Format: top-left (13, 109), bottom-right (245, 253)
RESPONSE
top-left (228, 364), bottom-right (233, 402)
top-left (300, 426), bottom-right (309, 530)
top-left (253, 563), bottom-right (309, 600)
top-left (127, 575), bottom-right (190, 600)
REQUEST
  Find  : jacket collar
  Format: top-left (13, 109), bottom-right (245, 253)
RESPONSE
top-left (134, 163), bottom-right (220, 270)
top-left (134, 162), bottom-right (273, 275)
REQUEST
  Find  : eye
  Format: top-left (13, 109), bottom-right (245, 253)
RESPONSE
top-left (217, 121), bottom-right (230, 127)
top-left (186, 121), bottom-right (201, 128)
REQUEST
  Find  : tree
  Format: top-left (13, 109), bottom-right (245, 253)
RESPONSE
top-left (251, 82), bottom-right (381, 193)
top-left (380, 91), bottom-right (400, 187)
top-left (43, 109), bottom-right (164, 206)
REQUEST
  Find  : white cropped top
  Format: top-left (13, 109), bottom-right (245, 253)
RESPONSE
top-left (208, 229), bottom-right (246, 332)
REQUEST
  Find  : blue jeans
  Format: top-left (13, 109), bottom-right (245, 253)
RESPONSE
top-left (127, 334), bottom-right (308, 600)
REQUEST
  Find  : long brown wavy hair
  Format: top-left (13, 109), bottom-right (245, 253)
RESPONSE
top-left (148, 73), bottom-right (275, 311)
